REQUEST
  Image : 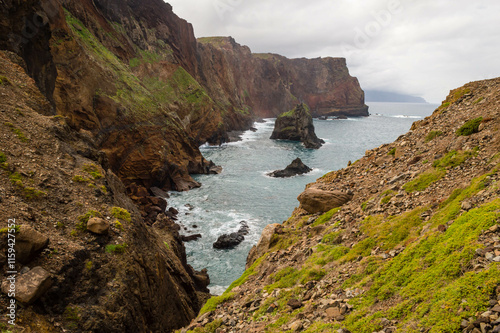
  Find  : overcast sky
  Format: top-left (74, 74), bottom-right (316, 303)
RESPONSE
top-left (166, 0), bottom-right (500, 103)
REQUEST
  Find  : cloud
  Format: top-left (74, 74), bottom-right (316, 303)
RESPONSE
top-left (167, 0), bottom-right (500, 103)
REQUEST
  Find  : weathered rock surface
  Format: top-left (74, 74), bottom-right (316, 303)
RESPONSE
top-left (297, 186), bottom-right (353, 213)
top-left (246, 223), bottom-right (282, 268)
top-left (1, 266), bottom-right (52, 304)
top-left (15, 225), bottom-right (50, 264)
top-left (270, 104), bottom-right (325, 149)
top-left (268, 158), bottom-right (312, 178)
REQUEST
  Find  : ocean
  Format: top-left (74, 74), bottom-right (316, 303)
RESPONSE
top-left (168, 102), bottom-right (438, 295)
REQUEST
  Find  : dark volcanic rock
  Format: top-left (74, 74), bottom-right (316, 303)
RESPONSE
top-left (270, 104), bottom-right (325, 149)
top-left (268, 158), bottom-right (312, 178)
top-left (181, 234), bottom-right (202, 242)
top-left (213, 221), bottom-right (249, 249)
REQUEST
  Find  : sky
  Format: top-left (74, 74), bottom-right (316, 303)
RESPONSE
top-left (165, 0), bottom-right (500, 103)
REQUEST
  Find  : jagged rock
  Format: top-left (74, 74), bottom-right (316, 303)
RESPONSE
top-left (213, 222), bottom-right (249, 249)
top-left (268, 158), bottom-right (312, 178)
top-left (87, 217), bottom-right (109, 234)
top-left (150, 186), bottom-right (170, 198)
top-left (297, 186), bottom-right (353, 214)
top-left (287, 298), bottom-right (303, 309)
top-left (270, 104), bottom-right (325, 149)
top-left (1, 266), bottom-right (52, 304)
top-left (15, 225), bottom-right (49, 264)
top-left (246, 223), bottom-right (282, 268)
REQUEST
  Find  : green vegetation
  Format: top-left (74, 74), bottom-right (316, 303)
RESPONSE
top-left (456, 117), bottom-right (483, 136)
top-left (163, 241), bottom-right (170, 249)
top-left (439, 102), bottom-right (450, 109)
top-left (105, 243), bottom-right (128, 254)
top-left (473, 97), bottom-right (484, 105)
top-left (0, 151), bottom-right (6, 164)
top-left (0, 75), bottom-right (12, 86)
top-left (114, 220), bottom-right (124, 231)
top-left (4, 122), bottom-right (28, 142)
top-left (72, 175), bottom-right (90, 183)
top-left (226, 254), bottom-right (267, 293)
top-left (85, 260), bottom-right (93, 271)
top-left (343, 199), bottom-right (500, 333)
top-left (454, 87), bottom-right (471, 100)
top-left (387, 147), bottom-right (397, 156)
top-left (8, 172), bottom-right (46, 200)
top-left (265, 266), bottom-right (326, 292)
top-left (425, 130), bottom-right (443, 142)
top-left (83, 163), bottom-right (102, 179)
top-left (432, 150), bottom-right (475, 169)
top-left (403, 168), bottom-right (446, 193)
top-left (199, 293), bottom-right (235, 315)
top-left (312, 207), bottom-right (340, 226)
top-left (0, 225), bottom-right (20, 233)
top-left (77, 210), bottom-right (102, 231)
top-left (63, 305), bottom-right (80, 329)
top-left (110, 207), bottom-right (131, 222)
top-left (186, 319), bottom-right (223, 333)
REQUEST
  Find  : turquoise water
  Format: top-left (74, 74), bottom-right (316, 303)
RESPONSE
top-left (168, 102), bottom-right (437, 294)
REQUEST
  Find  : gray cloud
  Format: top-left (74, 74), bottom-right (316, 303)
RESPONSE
top-left (167, 0), bottom-right (500, 103)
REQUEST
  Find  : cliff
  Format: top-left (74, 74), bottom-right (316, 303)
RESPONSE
top-left (0, 51), bottom-right (209, 332)
top-left (197, 37), bottom-right (368, 119)
top-left (182, 78), bottom-right (500, 333)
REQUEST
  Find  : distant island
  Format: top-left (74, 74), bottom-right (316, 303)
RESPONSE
top-left (365, 90), bottom-right (427, 103)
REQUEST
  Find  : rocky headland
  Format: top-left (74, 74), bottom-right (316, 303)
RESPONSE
top-left (270, 104), bottom-right (325, 149)
top-left (182, 78), bottom-right (500, 333)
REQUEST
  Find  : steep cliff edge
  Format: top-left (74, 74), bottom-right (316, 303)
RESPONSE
top-left (197, 36), bottom-right (368, 119)
top-left (182, 78), bottom-right (500, 333)
top-left (0, 51), bottom-right (209, 332)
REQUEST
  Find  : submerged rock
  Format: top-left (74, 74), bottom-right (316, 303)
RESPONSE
top-left (268, 158), bottom-right (312, 178)
top-left (270, 104), bottom-right (325, 149)
top-left (213, 221), bottom-right (249, 249)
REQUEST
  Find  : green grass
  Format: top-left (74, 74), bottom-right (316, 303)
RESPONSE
top-left (473, 97), bottom-right (484, 105)
top-left (403, 168), bottom-right (446, 193)
top-left (105, 243), bottom-right (128, 254)
top-left (0, 151), bottom-right (6, 163)
top-left (425, 130), bottom-right (443, 142)
top-left (388, 147), bottom-right (397, 156)
top-left (312, 207), bottom-right (340, 226)
top-left (432, 150), bottom-right (475, 169)
top-left (83, 164), bottom-right (102, 179)
top-left (110, 207), bottom-right (131, 222)
top-left (456, 117), bottom-right (483, 136)
top-left (199, 293), bottom-right (235, 315)
top-left (343, 199), bottom-right (500, 333)
top-left (4, 122), bottom-right (28, 142)
top-left (72, 175), bottom-right (90, 183)
top-left (0, 75), bottom-right (12, 86)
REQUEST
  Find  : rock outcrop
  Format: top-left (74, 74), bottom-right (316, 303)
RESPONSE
top-left (270, 104), bottom-right (325, 149)
top-left (297, 186), bottom-right (353, 213)
top-left (267, 158), bottom-right (312, 178)
top-left (213, 222), bottom-right (249, 249)
top-left (184, 77), bottom-right (500, 333)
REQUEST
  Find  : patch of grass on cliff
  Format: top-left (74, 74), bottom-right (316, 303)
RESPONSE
top-left (432, 150), bottom-right (475, 169)
top-left (265, 266), bottom-right (326, 293)
top-left (387, 147), bottom-right (396, 156)
top-left (199, 293), bottom-right (235, 315)
top-left (456, 117), bottom-right (483, 136)
top-left (186, 319), bottom-right (223, 333)
top-left (361, 207), bottom-right (427, 251)
top-left (8, 172), bottom-right (46, 200)
top-left (344, 199), bottom-right (500, 333)
top-left (110, 207), bottom-right (131, 222)
top-left (83, 163), bottom-right (102, 179)
top-left (226, 254), bottom-right (267, 293)
top-left (105, 243), bottom-right (128, 254)
top-left (0, 75), bottom-right (12, 86)
top-left (4, 122), bottom-right (29, 142)
top-left (312, 207), bottom-right (340, 227)
top-left (72, 175), bottom-right (90, 183)
top-left (425, 130), bottom-right (443, 142)
top-left (403, 168), bottom-right (446, 193)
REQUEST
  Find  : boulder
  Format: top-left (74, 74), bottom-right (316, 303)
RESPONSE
top-left (270, 103), bottom-right (324, 149)
top-left (297, 186), bottom-right (353, 214)
top-left (150, 186), bottom-right (170, 198)
top-left (268, 158), bottom-right (312, 178)
top-left (87, 217), bottom-right (109, 234)
top-left (246, 223), bottom-right (282, 268)
top-left (1, 266), bottom-right (52, 304)
top-left (15, 225), bottom-right (49, 264)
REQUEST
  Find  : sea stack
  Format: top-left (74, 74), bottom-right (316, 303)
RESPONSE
top-left (270, 104), bottom-right (325, 149)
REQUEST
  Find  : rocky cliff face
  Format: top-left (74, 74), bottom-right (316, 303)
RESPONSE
top-left (182, 78), bottom-right (500, 333)
top-left (0, 51), bottom-right (209, 332)
top-left (197, 37), bottom-right (368, 119)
